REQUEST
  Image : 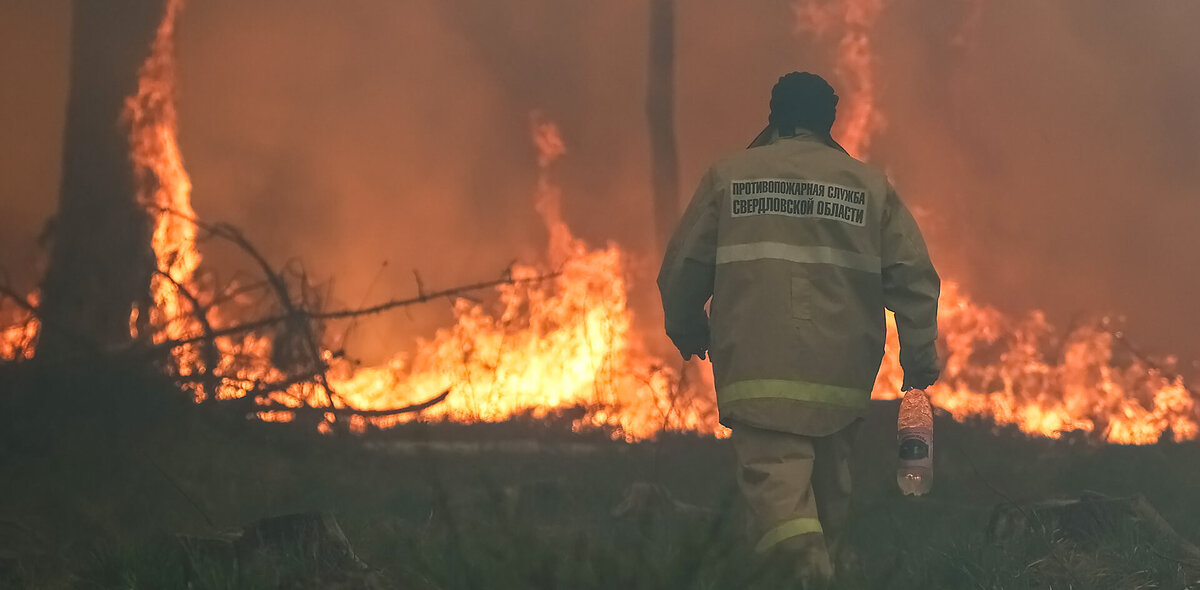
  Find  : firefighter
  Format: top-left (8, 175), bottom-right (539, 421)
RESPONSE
top-left (658, 72), bottom-right (940, 583)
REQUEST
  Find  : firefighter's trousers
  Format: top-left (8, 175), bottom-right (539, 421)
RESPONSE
top-left (730, 419), bottom-right (862, 577)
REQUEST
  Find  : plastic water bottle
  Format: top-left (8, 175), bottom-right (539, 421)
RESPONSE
top-left (897, 388), bottom-right (933, 496)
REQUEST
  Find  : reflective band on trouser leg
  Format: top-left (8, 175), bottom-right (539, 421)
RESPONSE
top-left (719, 379), bottom-right (869, 411)
top-left (755, 516), bottom-right (824, 553)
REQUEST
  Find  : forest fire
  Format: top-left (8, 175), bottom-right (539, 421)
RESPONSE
top-left (120, 0), bottom-right (286, 406)
top-left (124, 0), bottom-right (200, 345)
top-left (1, 0), bottom-right (1196, 445)
top-left (328, 116), bottom-right (717, 440)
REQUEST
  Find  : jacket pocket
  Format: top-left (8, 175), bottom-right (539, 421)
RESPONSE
top-left (791, 276), bottom-right (812, 320)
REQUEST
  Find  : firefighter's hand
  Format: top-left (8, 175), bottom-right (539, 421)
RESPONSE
top-left (668, 325), bottom-right (709, 361)
top-left (899, 342), bottom-right (940, 391)
top-left (902, 368), bottom-right (939, 391)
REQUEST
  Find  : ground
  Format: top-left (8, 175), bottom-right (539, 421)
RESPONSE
top-left (1, 369), bottom-right (1198, 589)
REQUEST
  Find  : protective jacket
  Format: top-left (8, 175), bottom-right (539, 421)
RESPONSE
top-left (658, 130), bottom-right (940, 437)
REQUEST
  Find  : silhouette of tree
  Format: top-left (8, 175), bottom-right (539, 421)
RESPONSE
top-left (37, 0), bottom-right (167, 358)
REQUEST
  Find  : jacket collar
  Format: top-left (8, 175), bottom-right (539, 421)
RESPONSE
top-left (747, 125), bottom-right (849, 155)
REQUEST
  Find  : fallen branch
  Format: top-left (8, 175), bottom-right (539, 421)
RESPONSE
top-left (129, 208), bottom-right (553, 424)
top-left (148, 272), bottom-right (557, 354)
top-left (4, 207), bottom-right (529, 429)
top-left (254, 390), bottom-right (450, 418)
top-left (206, 223), bottom-right (339, 407)
top-left (153, 270), bottom-right (221, 396)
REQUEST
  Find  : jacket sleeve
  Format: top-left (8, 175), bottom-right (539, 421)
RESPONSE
top-left (880, 184), bottom-right (941, 389)
top-left (657, 167), bottom-right (720, 360)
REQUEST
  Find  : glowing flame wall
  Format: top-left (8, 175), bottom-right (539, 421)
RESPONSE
top-left (332, 117), bottom-right (719, 440)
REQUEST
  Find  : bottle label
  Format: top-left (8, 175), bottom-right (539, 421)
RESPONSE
top-left (898, 437), bottom-right (929, 460)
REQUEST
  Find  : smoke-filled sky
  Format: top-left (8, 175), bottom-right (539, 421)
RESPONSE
top-left (1, 0), bottom-right (1198, 369)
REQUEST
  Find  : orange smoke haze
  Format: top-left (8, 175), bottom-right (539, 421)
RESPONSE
top-left (794, 0), bottom-right (885, 157)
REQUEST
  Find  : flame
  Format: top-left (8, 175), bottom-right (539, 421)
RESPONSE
top-left (2, 0), bottom-right (1196, 445)
top-left (1, 0), bottom-right (197, 360)
top-left (123, 0), bottom-right (200, 344)
top-left (332, 115), bottom-right (1196, 444)
top-left (0, 291), bottom-right (40, 361)
top-left (794, 0), bottom-right (885, 158)
top-left (874, 284), bottom-right (1196, 444)
top-left (787, 0), bottom-right (1195, 443)
top-left (0, 0), bottom-right (206, 364)
top-left (330, 116), bottom-right (719, 440)
top-left (120, 0), bottom-right (291, 405)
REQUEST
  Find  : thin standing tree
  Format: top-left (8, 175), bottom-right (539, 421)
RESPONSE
top-left (647, 0), bottom-right (680, 252)
top-left (37, 0), bottom-right (168, 358)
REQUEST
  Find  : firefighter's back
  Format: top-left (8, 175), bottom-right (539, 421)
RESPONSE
top-left (706, 132), bottom-right (892, 436)
top-left (657, 71), bottom-right (940, 586)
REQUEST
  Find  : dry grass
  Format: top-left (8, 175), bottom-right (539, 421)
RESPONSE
top-left (2, 370), bottom-right (1199, 589)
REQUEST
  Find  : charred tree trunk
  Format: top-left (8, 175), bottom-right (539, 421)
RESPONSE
top-left (647, 0), bottom-right (680, 252)
top-left (36, 0), bottom-right (166, 359)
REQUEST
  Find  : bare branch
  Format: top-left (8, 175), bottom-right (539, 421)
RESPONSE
top-left (153, 269), bottom-right (222, 397)
top-left (1111, 330), bottom-right (1199, 399)
top-left (11, 205), bottom-right (499, 427)
top-left (148, 272), bottom-right (556, 354)
top-left (253, 390), bottom-right (450, 418)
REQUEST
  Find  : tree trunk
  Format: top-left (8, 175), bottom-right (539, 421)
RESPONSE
top-left (647, 0), bottom-right (680, 252)
top-left (36, 0), bottom-right (166, 358)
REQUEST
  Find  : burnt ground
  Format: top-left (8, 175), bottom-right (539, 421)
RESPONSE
top-left (1, 367), bottom-right (1199, 589)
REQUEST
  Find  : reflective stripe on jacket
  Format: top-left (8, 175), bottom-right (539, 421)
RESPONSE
top-left (658, 131), bottom-right (940, 437)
